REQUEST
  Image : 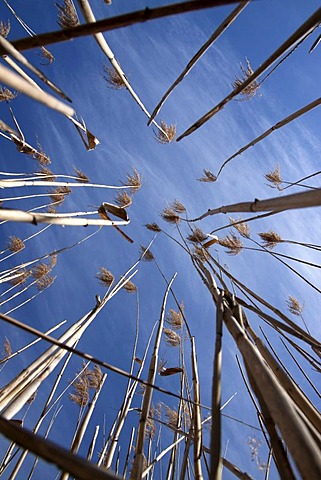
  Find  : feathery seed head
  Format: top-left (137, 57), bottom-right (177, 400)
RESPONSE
top-left (258, 230), bottom-right (283, 249)
top-left (163, 328), bottom-right (180, 347)
top-left (145, 222), bottom-right (161, 232)
top-left (229, 217), bottom-right (250, 238)
top-left (218, 233), bottom-right (243, 255)
top-left (115, 191), bottom-right (132, 208)
top-left (7, 236), bottom-right (25, 253)
top-left (96, 267), bottom-right (114, 288)
top-left (154, 121), bottom-right (176, 144)
top-left (0, 20), bottom-right (10, 38)
top-left (265, 164), bottom-right (282, 189)
top-left (55, 0), bottom-right (79, 29)
top-left (187, 227), bottom-right (207, 243)
top-left (232, 58), bottom-right (261, 100)
top-left (140, 245), bottom-right (154, 262)
top-left (286, 295), bottom-right (304, 316)
top-left (102, 64), bottom-right (126, 89)
top-left (74, 167), bottom-right (89, 183)
top-left (198, 169), bottom-right (217, 182)
top-left (161, 207), bottom-right (180, 224)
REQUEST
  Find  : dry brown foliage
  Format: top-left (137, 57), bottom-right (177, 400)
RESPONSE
top-left (265, 164), bottom-right (282, 190)
top-left (232, 58), bottom-right (261, 100)
top-left (9, 269), bottom-right (31, 286)
top-left (145, 222), bottom-right (161, 232)
top-left (258, 230), bottom-right (283, 249)
top-left (187, 227), bottom-right (207, 243)
top-left (197, 169), bottom-right (217, 182)
top-left (229, 217), bottom-right (250, 238)
top-left (7, 235), bottom-right (25, 253)
top-left (115, 191), bottom-right (132, 208)
top-left (286, 295), bottom-right (304, 316)
top-left (74, 167), bottom-right (89, 183)
top-left (161, 207), bottom-right (180, 224)
top-left (55, 0), bottom-right (79, 29)
top-left (70, 372), bottom-right (89, 408)
top-left (96, 267), bottom-right (114, 288)
top-left (163, 328), bottom-right (180, 347)
top-left (218, 233), bottom-right (243, 255)
top-left (102, 65), bottom-right (126, 89)
top-left (0, 20), bottom-right (10, 38)
top-left (0, 86), bottom-right (17, 102)
top-left (154, 120), bottom-right (176, 144)
top-left (87, 365), bottom-right (103, 389)
top-left (33, 141), bottom-right (51, 165)
top-left (164, 404), bottom-right (179, 428)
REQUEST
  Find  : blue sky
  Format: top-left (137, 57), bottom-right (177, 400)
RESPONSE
top-left (0, 0), bottom-right (321, 478)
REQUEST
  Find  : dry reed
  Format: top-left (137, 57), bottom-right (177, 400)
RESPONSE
top-left (161, 207), bottom-right (180, 224)
top-left (0, 86), bottom-right (17, 102)
top-left (122, 168), bottom-right (141, 192)
top-left (115, 191), bottom-right (132, 208)
top-left (74, 167), bottom-right (89, 183)
top-left (166, 306), bottom-right (183, 330)
top-left (102, 65), bottom-right (125, 89)
top-left (187, 227), bottom-right (207, 243)
top-left (145, 222), bottom-right (161, 232)
top-left (229, 217), bottom-right (250, 238)
top-left (265, 164), bottom-right (282, 189)
top-left (36, 274), bottom-right (56, 290)
top-left (218, 233), bottom-right (243, 255)
top-left (0, 20), bottom-right (10, 38)
top-left (39, 47), bottom-right (55, 65)
top-left (139, 245), bottom-right (154, 262)
top-left (123, 280), bottom-right (137, 293)
top-left (163, 328), bottom-right (180, 347)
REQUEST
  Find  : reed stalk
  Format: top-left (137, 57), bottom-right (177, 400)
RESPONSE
top-left (3, 2), bottom-right (246, 54)
top-left (177, 6), bottom-right (321, 140)
top-left (148, 1), bottom-right (250, 124)
top-left (131, 273), bottom-right (177, 479)
top-left (190, 336), bottom-right (203, 479)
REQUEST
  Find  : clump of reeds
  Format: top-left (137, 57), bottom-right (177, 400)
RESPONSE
top-left (123, 280), bottom-right (137, 293)
top-left (36, 274), bottom-right (56, 291)
top-left (145, 222), bottom-right (161, 232)
top-left (115, 191), bottom-right (132, 208)
top-left (102, 65), bottom-right (125, 89)
top-left (218, 233), bottom-right (243, 255)
top-left (74, 167), bottom-right (89, 183)
top-left (286, 295), bottom-right (304, 316)
top-left (7, 235), bottom-right (25, 253)
top-left (39, 47), bottom-right (55, 65)
top-left (38, 166), bottom-right (56, 181)
top-left (139, 245), bottom-right (154, 262)
top-left (0, 86), bottom-right (17, 102)
top-left (55, 0), bottom-right (80, 29)
top-left (49, 186), bottom-right (71, 205)
top-left (232, 58), bottom-right (261, 100)
top-left (0, 20), bottom-right (10, 38)
top-left (122, 168), bottom-right (142, 193)
top-left (161, 207), bottom-right (180, 224)
top-left (154, 120), bottom-right (176, 144)
top-left (2, 337), bottom-right (12, 359)
top-left (197, 169), bottom-right (217, 182)
top-left (258, 230), bottom-right (283, 249)
top-left (163, 328), bottom-right (180, 347)
top-left (229, 217), bottom-right (250, 238)
top-left (166, 305), bottom-right (183, 330)
top-left (187, 227), bottom-right (207, 243)
top-left (95, 267), bottom-right (114, 288)
top-left (265, 164), bottom-right (282, 190)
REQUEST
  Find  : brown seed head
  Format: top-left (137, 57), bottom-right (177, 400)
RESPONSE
top-left (87, 365), bottom-right (103, 389)
top-left (49, 186), bottom-right (71, 205)
top-left (7, 236), bottom-right (25, 253)
top-left (164, 404), bottom-right (179, 427)
top-left (122, 168), bottom-right (141, 193)
top-left (258, 230), bottom-right (283, 249)
top-left (161, 207), bottom-right (180, 224)
top-left (55, 0), bottom-right (80, 29)
top-left (193, 245), bottom-right (209, 262)
top-left (32, 263), bottom-right (51, 279)
top-left (102, 64), bottom-right (126, 89)
top-left (96, 267), bottom-right (114, 288)
top-left (197, 169), bottom-right (217, 182)
top-left (170, 199), bottom-right (186, 214)
top-left (286, 295), bottom-right (304, 316)
top-left (154, 121), bottom-right (176, 144)
top-left (115, 191), bottom-right (132, 208)
top-left (232, 58), bottom-right (261, 100)
top-left (187, 227), bottom-right (207, 243)
top-left (140, 245), bottom-right (154, 262)
top-left (0, 86), bottom-right (17, 102)
top-left (145, 222), bottom-right (161, 232)
top-left (2, 337), bottom-right (12, 359)
top-left (265, 164), bottom-right (282, 189)
top-left (229, 217), bottom-right (250, 238)
top-left (39, 47), bottom-right (55, 65)
top-left (9, 269), bottom-right (31, 286)
top-left (166, 306), bottom-right (183, 330)
top-left (36, 274), bottom-right (56, 291)
top-left (74, 166), bottom-right (89, 183)
top-left (218, 233), bottom-right (243, 255)
top-left (0, 20), bottom-right (10, 38)
top-left (163, 328), bottom-right (180, 347)
top-left (38, 166), bottom-right (56, 181)
top-left (123, 280), bottom-right (137, 293)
